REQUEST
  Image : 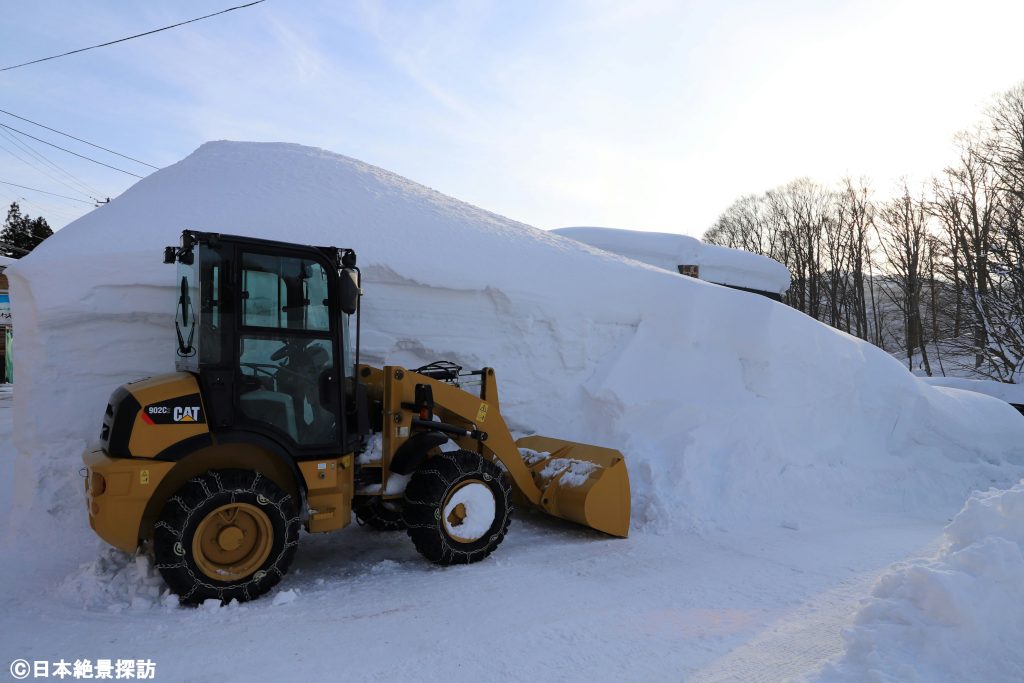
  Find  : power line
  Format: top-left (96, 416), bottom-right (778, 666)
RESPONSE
top-left (0, 126), bottom-right (106, 196)
top-left (0, 193), bottom-right (81, 229)
top-left (0, 134), bottom-right (97, 200)
top-left (0, 180), bottom-right (97, 205)
top-left (15, 195), bottom-right (80, 222)
top-left (0, 0), bottom-right (267, 72)
top-left (0, 123), bottom-right (143, 178)
top-left (5, 186), bottom-right (84, 218)
top-left (0, 109), bottom-right (159, 170)
top-left (0, 127), bottom-right (103, 200)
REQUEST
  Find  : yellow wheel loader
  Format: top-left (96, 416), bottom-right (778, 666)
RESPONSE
top-left (82, 230), bottom-right (630, 604)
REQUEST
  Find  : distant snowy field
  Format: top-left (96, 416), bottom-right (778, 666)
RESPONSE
top-left (2, 142), bottom-right (1023, 681)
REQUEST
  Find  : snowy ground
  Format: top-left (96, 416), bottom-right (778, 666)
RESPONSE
top-left (0, 391), bottom-right (957, 681)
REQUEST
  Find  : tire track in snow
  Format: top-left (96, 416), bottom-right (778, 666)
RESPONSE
top-left (686, 535), bottom-right (944, 683)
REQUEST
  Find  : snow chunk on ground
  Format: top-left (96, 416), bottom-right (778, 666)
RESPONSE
top-left (58, 547), bottom-right (169, 612)
top-left (271, 589), bottom-right (298, 606)
top-left (817, 481), bottom-right (1024, 682)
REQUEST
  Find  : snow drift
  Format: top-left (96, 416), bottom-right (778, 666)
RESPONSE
top-left (818, 480), bottom-right (1024, 682)
top-left (6, 141), bottom-right (1024, 543)
top-left (923, 376), bottom-right (1024, 408)
top-left (552, 226), bottom-right (792, 295)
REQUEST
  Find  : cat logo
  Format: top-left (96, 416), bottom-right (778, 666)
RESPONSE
top-left (141, 395), bottom-right (205, 425)
top-left (173, 406), bottom-right (201, 423)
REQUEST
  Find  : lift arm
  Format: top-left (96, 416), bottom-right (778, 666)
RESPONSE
top-left (359, 364), bottom-right (630, 537)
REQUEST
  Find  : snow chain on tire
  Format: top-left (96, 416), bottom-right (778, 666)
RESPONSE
top-left (153, 469), bottom-right (300, 605)
top-left (402, 449), bottom-right (513, 565)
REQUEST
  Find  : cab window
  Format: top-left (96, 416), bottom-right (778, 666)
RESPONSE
top-left (241, 252), bottom-right (329, 331)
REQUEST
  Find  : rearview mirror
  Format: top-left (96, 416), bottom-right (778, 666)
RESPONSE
top-left (339, 268), bottom-right (360, 315)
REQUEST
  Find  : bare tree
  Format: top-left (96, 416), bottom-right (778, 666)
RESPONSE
top-left (875, 182), bottom-right (933, 374)
top-left (768, 179), bottom-right (832, 318)
top-left (981, 200), bottom-right (1024, 380)
top-left (929, 131), bottom-right (1002, 371)
top-left (702, 81), bottom-right (1024, 381)
top-left (705, 178), bottom-right (880, 339)
top-left (986, 84), bottom-right (1024, 205)
top-left (834, 178), bottom-right (875, 338)
top-left (978, 87), bottom-right (1024, 381)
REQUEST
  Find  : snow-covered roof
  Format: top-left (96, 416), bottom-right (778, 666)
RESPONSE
top-left (0, 254), bottom-right (16, 270)
top-left (923, 376), bottom-right (1024, 406)
top-left (551, 226), bottom-right (791, 295)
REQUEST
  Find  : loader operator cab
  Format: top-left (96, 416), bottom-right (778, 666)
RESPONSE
top-left (166, 230), bottom-right (365, 453)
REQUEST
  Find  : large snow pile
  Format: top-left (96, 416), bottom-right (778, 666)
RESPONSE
top-left (818, 480), bottom-right (1024, 682)
top-left (923, 376), bottom-right (1024, 407)
top-left (552, 226), bottom-right (792, 295)
top-left (5, 141), bottom-right (1024, 544)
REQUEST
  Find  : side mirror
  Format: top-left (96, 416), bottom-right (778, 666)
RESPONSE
top-left (339, 268), bottom-right (360, 315)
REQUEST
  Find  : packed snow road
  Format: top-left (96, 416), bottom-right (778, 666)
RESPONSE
top-left (0, 398), bottom-right (945, 682)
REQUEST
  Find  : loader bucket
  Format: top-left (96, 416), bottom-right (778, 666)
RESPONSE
top-left (515, 435), bottom-right (631, 537)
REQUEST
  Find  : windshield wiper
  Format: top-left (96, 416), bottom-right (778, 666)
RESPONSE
top-left (176, 276), bottom-right (196, 357)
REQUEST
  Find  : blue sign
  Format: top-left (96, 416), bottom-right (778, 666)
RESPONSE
top-left (0, 293), bottom-right (10, 324)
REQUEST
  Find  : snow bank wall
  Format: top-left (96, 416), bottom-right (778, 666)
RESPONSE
top-left (6, 141), bottom-right (1024, 540)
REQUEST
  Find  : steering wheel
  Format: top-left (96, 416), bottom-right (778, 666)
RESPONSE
top-left (270, 344), bottom-right (289, 362)
top-left (240, 362), bottom-right (280, 379)
top-left (271, 339), bottom-right (316, 363)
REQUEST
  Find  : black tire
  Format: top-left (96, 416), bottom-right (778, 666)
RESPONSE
top-left (353, 497), bottom-right (407, 531)
top-left (153, 469), bottom-right (300, 605)
top-left (403, 450), bottom-right (513, 565)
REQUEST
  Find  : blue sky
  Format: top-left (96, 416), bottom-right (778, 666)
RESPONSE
top-left (1, 0), bottom-right (1022, 235)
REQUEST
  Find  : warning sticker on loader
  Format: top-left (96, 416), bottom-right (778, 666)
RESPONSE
top-left (476, 402), bottom-right (488, 424)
